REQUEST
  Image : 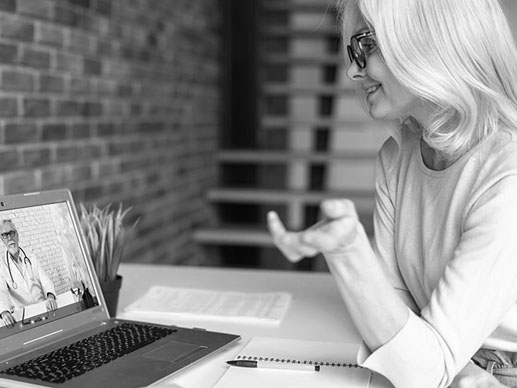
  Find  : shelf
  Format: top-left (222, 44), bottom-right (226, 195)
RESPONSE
top-left (207, 187), bottom-right (375, 214)
top-left (262, 84), bottom-right (353, 96)
top-left (193, 226), bottom-right (274, 247)
top-left (216, 149), bottom-right (377, 163)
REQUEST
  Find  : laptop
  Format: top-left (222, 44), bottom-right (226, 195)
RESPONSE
top-left (0, 189), bottom-right (240, 388)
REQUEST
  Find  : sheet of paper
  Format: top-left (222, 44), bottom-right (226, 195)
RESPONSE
top-left (214, 337), bottom-right (371, 388)
top-left (124, 286), bottom-right (292, 324)
top-left (22, 301), bottom-right (48, 320)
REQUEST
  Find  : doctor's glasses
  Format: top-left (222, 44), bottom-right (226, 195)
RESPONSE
top-left (0, 230), bottom-right (17, 240)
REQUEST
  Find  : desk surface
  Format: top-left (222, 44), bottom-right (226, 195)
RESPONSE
top-left (117, 264), bottom-right (391, 388)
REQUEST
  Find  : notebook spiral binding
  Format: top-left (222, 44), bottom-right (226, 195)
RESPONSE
top-left (236, 355), bottom-right (362, 368)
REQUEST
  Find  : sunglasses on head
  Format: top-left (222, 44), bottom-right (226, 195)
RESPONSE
top-left (347, 30), bottom-right (377, 69)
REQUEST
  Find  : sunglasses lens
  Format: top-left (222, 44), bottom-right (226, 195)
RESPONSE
top-left (347, 45), bottom-right (355, 64)
top-left (351, 38), bottom-right (366, 68)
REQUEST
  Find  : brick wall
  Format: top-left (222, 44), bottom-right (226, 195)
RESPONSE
top-left (0, 0), bottom-right (222, 266)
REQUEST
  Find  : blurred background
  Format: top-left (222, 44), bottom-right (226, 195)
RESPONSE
top-left (0, 0), bottom-right (515, 272)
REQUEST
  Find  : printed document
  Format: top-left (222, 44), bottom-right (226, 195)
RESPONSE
top-left (124, 286), bottom-right (292, 324)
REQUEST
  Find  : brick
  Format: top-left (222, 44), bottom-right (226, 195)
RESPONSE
top-left (21, 47), bottom-right (51, 69)
top-left (69, 123), bottom-right (91, 139)
top-left (82, 101), bottom-right (102, 117)
top-left (41, 167), bottom-right (67, 189)
top-left (1, 70), bottom-right (34, 92)
top-left (56, 144), bottom-right (78, 162)
top-left (96, 161), bottom-right (118, 177)
top-left (67, 164), bottom-right (92, 182)
top-left (93, 0), bottom-right (111, 16)
top-left (1, 16), bottom-right (35, 42)
top-left (0, 0), bottom-right (15, 12)
top-left (39, 74), bottom-right (65, 93)
top-left (42, 123), bottom-right (67, 141)
top-left (0, 97), bottom-right (18, 117)
top-left (4, 173), bottom-right (37, 194)
top-left (83, 184), bottom-right (104, 201)
top-left (70, 30), bottom-right (91, 53)
top-left (18, 0), bottom-right (53, 19)
top-left (0, 149), bottom-right (19, 171)
top-left (68, 0), bottom-right (90, 8)
top-left (79, 144), bottom-right (102, 159)
top-left (4, 123), bottom-right (39, 144)
top-left (58, 143), bottom-right (101, 162)
top-left (54, 5), bottom-right (80, 27)
top-left (69, 77), bottom-right (90, 94)
top-left (23, 98), bottom-right (51, 117)
top-left (55, 99), bottom-right (81, 117)
top-left (23, 148), bottom-right (52, 167)
top-left (138, 122), bottom-right (165, 133)
top-left (37, 24), bottom-right (65, 47)
top-left (0, 43), bottom-right (18, 64)
top-left (108, 141), bottom-right (132, 155)
top-left (83, 57), bottom-right (102, 75)
top-left (55, 52), bottom-right (82, 73)
top-left (97, 40), bottom-right (114, 56)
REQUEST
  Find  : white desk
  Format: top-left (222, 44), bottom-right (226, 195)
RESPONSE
top-left (118, 264), bottom-right (391, 388)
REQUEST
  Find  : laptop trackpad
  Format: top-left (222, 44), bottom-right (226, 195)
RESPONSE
top-left (143, 341), bottom-right (207, 363)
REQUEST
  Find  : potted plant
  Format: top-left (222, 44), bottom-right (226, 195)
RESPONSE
top-left (78, 202), bottom-right (138, 316)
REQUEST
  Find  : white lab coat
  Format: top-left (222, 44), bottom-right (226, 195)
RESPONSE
top-left (0, 249), bottom-right (56, 314)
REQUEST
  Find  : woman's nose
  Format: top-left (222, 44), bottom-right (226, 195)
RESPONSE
top-left (346, 61), bottom-right (366, 81)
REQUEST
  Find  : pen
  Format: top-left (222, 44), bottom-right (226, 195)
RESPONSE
top-left (226, 360), bottom-right (320, 372)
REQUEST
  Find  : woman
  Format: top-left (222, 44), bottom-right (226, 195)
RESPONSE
top-left (267, 0), bottom-right (517, 387)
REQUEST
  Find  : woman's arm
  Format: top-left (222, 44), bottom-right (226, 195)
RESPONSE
top-left (268, 174), bottom-right (517, 388)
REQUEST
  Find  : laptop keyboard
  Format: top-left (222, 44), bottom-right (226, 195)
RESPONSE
top-left (0, 322), bottom-right (177, 384)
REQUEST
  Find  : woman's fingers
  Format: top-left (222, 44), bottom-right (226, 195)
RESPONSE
top-left (267, 211), bottom-right (318, 262)
top-left (320, 199), bottom-right (357, 220)
top-left (267, 202), bottom-right (360, 262)
top-left (302, 215), bottom-right (358, 252)
top-left (267, 211), bottom-right (286, 235)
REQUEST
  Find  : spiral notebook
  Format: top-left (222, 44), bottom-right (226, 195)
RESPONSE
top-left (215, 337), bottom-right (372, 388)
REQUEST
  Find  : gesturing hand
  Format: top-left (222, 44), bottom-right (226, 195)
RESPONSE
top-left (267, 199), bottom-right (361, 263)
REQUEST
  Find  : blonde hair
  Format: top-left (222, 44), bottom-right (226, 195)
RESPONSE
top-left (338, 0), bottom-right (517, 159)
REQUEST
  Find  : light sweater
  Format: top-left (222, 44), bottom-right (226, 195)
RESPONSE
top-left (358, 127), bottom-right (517, 388)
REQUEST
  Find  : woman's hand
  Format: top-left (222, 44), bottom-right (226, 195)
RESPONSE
top-left (450, 362), bottom-right (509, 388)
top-left (267, 199), bottom-right (360, 262)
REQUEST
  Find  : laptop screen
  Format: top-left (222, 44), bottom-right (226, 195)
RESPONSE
top-left (0, 200), bottom-right (100, 339)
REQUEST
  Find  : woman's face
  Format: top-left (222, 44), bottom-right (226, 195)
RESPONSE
top-left (346, 17), bottom-right (430, 122)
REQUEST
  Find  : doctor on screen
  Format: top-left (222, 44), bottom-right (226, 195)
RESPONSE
top-left (0, 219), bottom-right (57, 328)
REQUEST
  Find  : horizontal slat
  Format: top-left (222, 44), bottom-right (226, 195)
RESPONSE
top-left (262, 2), bottom-right (336, 13)
top-left (194, 217), bottom-right (374, 247)
top-left (207, 188), bottom-right (375, 213)
top-left (193, 226), bottom-right (274, 246)
top-left (261, 26), bottom-right (339, 37)
top-left (261, 116), bottom-right (368, 127)
top-left (262, 54), bottom-right (342, 66)
top-left (216, 150), bottom-right (377, 163)
top-left (262, 84), bottom-right (352, 96)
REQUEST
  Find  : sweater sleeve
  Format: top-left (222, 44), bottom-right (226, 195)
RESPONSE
top-left (360, 174), bottom-right (517, 388)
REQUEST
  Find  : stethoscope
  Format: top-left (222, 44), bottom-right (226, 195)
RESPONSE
top-left (6, 247), bottom-right (32, 290)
